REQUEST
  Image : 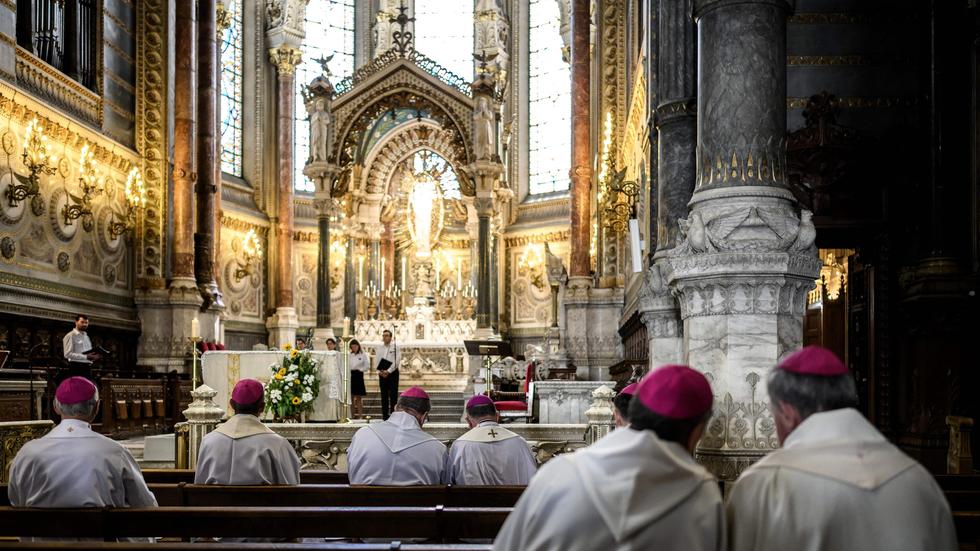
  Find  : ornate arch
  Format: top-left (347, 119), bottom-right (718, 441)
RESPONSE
top-left (362, 121), bottom-right (473, 197)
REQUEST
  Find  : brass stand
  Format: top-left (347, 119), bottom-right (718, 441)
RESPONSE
top-left (339, 335), bottom-right (352, 423)
top-left (188, 336), bottom-right (202, 388)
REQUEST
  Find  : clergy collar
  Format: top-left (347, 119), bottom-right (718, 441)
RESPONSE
top-left (59, 418), bottom-right (92, 431)
top-left (476, 419), bottom-right (499, 427)
top-left (783, 408), bottom-right (884, 449)
top-left (388, 411), bottom-right (422, 429)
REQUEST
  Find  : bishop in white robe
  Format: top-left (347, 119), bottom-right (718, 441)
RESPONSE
top-left (195, 378), bottom-right (300, 485)
top-left (347, 386), bottom-right (446, 485)
top-left (726, 346), bottom-right (956, 551)
top-left (447, 395), bottom-right (537, 485)
top-left (493, 364), bottom-right (724, 551)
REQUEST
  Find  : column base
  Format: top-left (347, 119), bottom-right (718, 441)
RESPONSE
top-left (266, 307), bottom-right (299, 348)
top-left (135, 278), bottom-right (205, 373)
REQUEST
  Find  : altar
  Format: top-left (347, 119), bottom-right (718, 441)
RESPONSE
top-left (200, 351), bottom-right (343, 421)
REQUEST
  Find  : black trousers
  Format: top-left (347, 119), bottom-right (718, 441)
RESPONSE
top-left (65, 361), bottom-right (93, 382)
top-left (379, 370), bottom-right (399, 420)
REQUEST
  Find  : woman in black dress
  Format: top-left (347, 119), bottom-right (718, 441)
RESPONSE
top-left (348, 339), bottom-right (369, 418)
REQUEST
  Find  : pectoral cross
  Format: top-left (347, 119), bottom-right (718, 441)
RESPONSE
top-left (487, 428), bottom-right (498, 438)
top-left (66, 427), bottom-right (74, 432)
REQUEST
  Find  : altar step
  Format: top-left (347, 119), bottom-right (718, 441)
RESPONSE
top-left (358, 391), bottom-right (466, 423)
top-left (362, 373), bottom-right (468, 393)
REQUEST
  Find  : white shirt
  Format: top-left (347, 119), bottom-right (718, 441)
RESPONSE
top-left (347, 411), bottom-right (447, 485)
top-left (726, 408), bottom-right (956, 551)
top-left (493, 427), bottom-right (724, 551)
top-left (447, 421), bottom-right (538, 485)
top-left (377, 342), bottom-right (399, 374)
top-left (63, 328), bottom-right (92, 364)
top-left (349, 352), bottom-right (370, 372)
top-left (9, 419), bottom-right (157, 508)
top-left (195, 414), bottom-right (301, 485)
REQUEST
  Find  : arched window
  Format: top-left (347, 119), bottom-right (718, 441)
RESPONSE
top-left (219, 0), bottom-right (244, 176)
top-left (528, 0), bottom-right (570, 195)
top-left (414, 1), bottom-right (474, 81)
top-left (295, 0), bottom-right (355, 192)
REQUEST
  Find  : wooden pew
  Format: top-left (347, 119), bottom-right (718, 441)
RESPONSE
top-left (0, 544), bottom-right (492, 551)
top-left (0, 506), bottom-right (510, 540)
top-left (141, 469), bottom-right (350, 484)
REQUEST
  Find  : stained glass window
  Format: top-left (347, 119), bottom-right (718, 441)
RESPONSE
top-left (294, 0), bottom-right (355, 192)
top-left (414, 1), bottom-right (473, 81)
top-left (219, 0), bottom-right (244, 176)
top-left (528, 0), bottom-right (571, 194)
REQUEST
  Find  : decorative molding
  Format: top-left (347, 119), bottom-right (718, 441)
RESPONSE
top-left (334, 49), bottom-right (473, 99)
top-left (0, 271), bottom-right (134, 308)
top-left (504, 230), bottom-right (570, 248)
top-left (787, 96), bottom-right (920, 110)
top-left (220, 214), bottom-right (270, 237)
top-left (0, 33), bottom-right (15, 48)
top-left (787, 54), bottom-right (909, 66)
top-left (268, 46), bottom-right (303, 76)
top-left (787, 12), bottom-right (915, 25)
top-left (103, 9), bottom-right (134, 36)
top-left (14, 47), bottom-right (103, 126)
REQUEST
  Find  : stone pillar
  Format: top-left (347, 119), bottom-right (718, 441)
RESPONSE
top-left (310, 167), bottom-right (338, 346)
top-left (344, 234), bottom-right (357, 321)
top-left (265, 46), bottom-right (303, 347)
top-left (664, 0), bottom-right (821, 480)
top-left (468, 161), bottom-right (503, 336)
top-left (180, 384), bottom-right (226, 470)
top-left (196, 0), bottom-right (224, 312)
top-left (585, 384), bottom-right (616, 444)
top-left (641, 0), bottom-right (697, 367)
top-left (568, 0), bottom-right (592, 281)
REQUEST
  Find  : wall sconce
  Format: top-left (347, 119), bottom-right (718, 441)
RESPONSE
top-left (6, 118), bottom-right (57, 207)
top-left (234, 228), bottom-right (262, 281)
top-left (62, 144), bottom-right (102, 227)
top-left (518, 245), bottom-right (546, 291)
top-left (108, 167), bottom-right (147, 238)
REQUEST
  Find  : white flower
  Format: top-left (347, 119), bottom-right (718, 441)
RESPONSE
top-left (303, 374), bottom-right (316, 385)
top-left (288, 363), bottom-right (299, 372)
top-left (269, 389), bottom-right (283, 403)
top-left (302, 392), bottom-right (313, 403)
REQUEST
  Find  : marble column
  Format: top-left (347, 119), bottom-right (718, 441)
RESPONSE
top-left (468, 161), bottom-right (503, 336)
top-left (568, 0), bottom-right (592, 281)
top-left (344, 235), bottom-right (357, 321)
top-left (265, 47), bottom-right (303, 347)
top-left (315, 202), bottom-right (333, 331)
top-left (641, 0), bottom-right (696, 366)
top-left (195, 0), bottom-right (224, 312)
top-left (664, 0), bottom-right (821, 480)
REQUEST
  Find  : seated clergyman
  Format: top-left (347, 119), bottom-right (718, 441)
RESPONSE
top-left (612, 382), bottom-right (637, 428)
top-left (726, 346), bottom-right (956, 551)
top-left (493, 365), bottom-right (724, 551)
top-left (8, 377), bottom-right (157, 540)
top-left (446, 395), bottom-right (537, 485)
top-left (347, 386), bottom-right (447, 485)
top-left (195, 378), bottom-right (300, 485)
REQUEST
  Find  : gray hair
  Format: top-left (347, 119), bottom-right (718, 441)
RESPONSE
top-left (766, 368), bottom-right (858, 420)
top-left (55, 390), bottom-right (99, 419)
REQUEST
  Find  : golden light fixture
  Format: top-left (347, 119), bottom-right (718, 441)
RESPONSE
top-left (108, 167), bottom-right (147, 238)
top-left (7, 118), bottom-right (57, 207)
top-left (62, 144), bottom-right (102, 227)
top-left (234, 228), bottom-right (263, 281)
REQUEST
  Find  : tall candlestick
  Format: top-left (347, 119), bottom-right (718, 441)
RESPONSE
top-left (401, 257), bottom-right (407, 289)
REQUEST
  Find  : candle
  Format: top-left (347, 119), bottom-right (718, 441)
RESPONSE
top-left (435, 259), bottom-right (440, 289)
top-left (456, 258), bottom-right (462, 290)
top-left (380, 257), bottom-right (386, 292)
top-left (401, 257), bottom-right (407, 289)
top-left (358, 256), bottom-right (364, 291)
top-left (342, 317), bottom-right (350, 339)
top-left (190, 317), bottom-right (199, 339)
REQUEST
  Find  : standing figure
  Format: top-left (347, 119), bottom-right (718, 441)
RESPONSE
top-left (376, 329), bottom-right (400, 419)
top-left (308, 98), bottom-right (332, 163)
top-left (348, 339), bottom-right (369, 419)
top-left (473, 95), bottom-right (496, 160)
top-left (63, 314), bottom-right (99, 381)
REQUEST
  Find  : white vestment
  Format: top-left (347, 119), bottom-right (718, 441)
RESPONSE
top-left (447, 421), bottom-right (537, 485)
top-left (347, 412), bottom-right (447, 485)
top-left (195, 414), bottom-right (301, 485)
top-left (493, 427), bottom-right (724, 551)
top-left (726, 408), bottom-right (956, 551)
top-left (63, 328), bottom-right (92, 364)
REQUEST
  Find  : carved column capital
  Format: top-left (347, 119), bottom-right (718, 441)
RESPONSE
top-left (268, 46), bottom-right (303, 76)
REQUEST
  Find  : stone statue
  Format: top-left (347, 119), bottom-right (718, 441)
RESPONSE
top-left (473, 95), bottom-right (496, 161)
top-left (308, 98), bottom-right (331, 163)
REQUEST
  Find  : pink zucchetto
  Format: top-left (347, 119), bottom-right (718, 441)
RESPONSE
top-left (401, 386), bottom-right (430, 400)
top-left (55, 376), bottom-right (97, 405)
top-left (619, 382), bottom-right (638, 397)
top-left (231, 378), bottom-right (265, 405)
top-left (636, 364), bottom-right (713, 420)
top-left (466, 394), bottom-right (495, 409)
top-left (779, 346), bottom-right (847, 377)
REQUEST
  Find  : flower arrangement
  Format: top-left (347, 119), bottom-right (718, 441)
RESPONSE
top-left (265, 344), bottom-right (320, 420)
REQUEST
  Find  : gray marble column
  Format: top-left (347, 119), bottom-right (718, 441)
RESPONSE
top-left (344, 235), bottom-right (357, 321)
top-left (664, 0), bottom-right (821, 480)
top-left (476, 214), bottom-right (491, 329)
top-left (316, 213), bottom-right (331, 328)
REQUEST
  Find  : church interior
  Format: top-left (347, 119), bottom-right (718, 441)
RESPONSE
top-left (0, 0), bottom-right (979, 546)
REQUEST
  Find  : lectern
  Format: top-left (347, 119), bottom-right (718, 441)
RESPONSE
top-left (463, 340), bottom-right (512, 396)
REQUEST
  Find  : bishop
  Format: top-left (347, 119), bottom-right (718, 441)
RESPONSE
top-left (447, 395), bottom-right (538, 485)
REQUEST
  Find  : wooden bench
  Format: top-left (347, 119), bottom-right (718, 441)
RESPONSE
top-left (0, 506), bottom-right (511, 540)
top-left (0, 544), bottom-right (491, 551)
top-left (141, 469), bottom-right (350, 484)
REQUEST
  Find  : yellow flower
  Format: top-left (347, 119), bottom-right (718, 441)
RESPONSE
top-left (275, 373), bottom-right (284, 380)
top-left (290, 349), bottom-right (298, 359)
top-left (277, 368), bottom-right (287, 376)
top-left (291, 396), bottom-right (301, 405)
top-left (284, 343), bottom-right (292, 350)
top-left (293, 379), bottom-right (300, 385)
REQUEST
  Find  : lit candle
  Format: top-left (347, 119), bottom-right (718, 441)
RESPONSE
top-left (401, 257), bottom-right (407, 289)
top-left (456, 258), bottom-right (462, 290)
top-left (190, 317), bottom-right (199, 339)
top-left (342, 317), bottom-right (350, 339)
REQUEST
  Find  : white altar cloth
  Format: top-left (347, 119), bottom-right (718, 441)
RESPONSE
top-left (201, 351), bottom-right (343, 421)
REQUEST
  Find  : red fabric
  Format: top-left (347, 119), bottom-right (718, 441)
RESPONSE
top-left (494, 400), bottom-right (528, 412)
top-left (215, 343), bottom-right (227, 351)
top-left (196, 341), bottom-right (206, 354)
top-left (524, 362), bottom-right (535, 394)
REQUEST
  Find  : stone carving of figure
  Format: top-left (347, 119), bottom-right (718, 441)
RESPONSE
top-left (309, 98), bottom-right (331, 163)
top-left (473, 95), bottom-right (495, 161)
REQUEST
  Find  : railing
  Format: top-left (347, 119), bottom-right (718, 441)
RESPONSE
top-left (16, 0), bottom-right (100, 93)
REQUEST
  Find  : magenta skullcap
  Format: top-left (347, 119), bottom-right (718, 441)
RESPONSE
top-left (466, 394), bottom-right (495, 409)
top-left (619, 382), bottom-right (638, 397)
top-left (401, 386), bottom-right (430, 400)
top-left (779, 346), bottom-right (847, 377)
top-left (636, 364), bottom-right (713, 420)
top-left (231, 378), bottom-right (264, 405)
top-left (55, 376), bottom-right (97, 405)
